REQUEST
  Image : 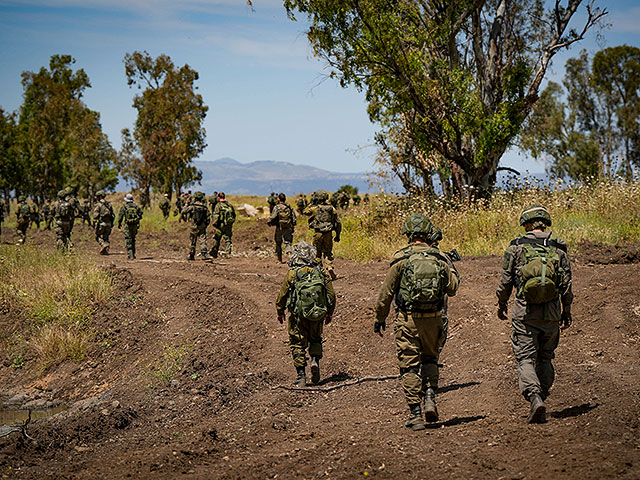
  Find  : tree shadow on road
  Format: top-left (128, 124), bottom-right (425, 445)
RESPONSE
top-left (425, 415), bottom-right (487, 429)
top-left (550, 402), bottom-right (598, 419)
top-left (439, 381), bottom-right (481, 393)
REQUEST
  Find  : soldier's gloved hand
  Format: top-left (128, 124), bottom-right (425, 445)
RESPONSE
top-left (324, 314), bottom-right (332, 325)
top-left (497, 303), bottom-right (508, 320)
top-left (277, 313), bottom-right (285, 325)
top-left (374, 321), bottom-right (386, 337)
top-left (560, 310), bottom-right (572, 330)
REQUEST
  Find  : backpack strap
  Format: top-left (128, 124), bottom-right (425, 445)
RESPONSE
top-left (510, 237), bottom-right (567, 253)
top-left (390, 249), bottom-right (449, 267)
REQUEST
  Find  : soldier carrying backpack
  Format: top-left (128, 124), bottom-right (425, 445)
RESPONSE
top-left (181, 191), bottom-right (211, 261)
top-left (374, 213), bottom-right (459, 431)
top-left (268, 192), bottom-right (297, 263)
top-left (497, 204), bottom-right (573, 424)
top-left (93, 190), bottom-right (115, 255)
top-left (209, 192), bottom-right (236, 258)
top-left (15, 196), bottom-right (31, 245)
top-left (276, 241), bottom-right (336, 387)
top-left (303, 191), bottom-right (341, 279)
top-left (117, 193), bottom-right (143, 260)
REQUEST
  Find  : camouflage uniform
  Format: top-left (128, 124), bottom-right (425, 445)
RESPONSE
top-left (53, 191), bottom-right (74, 251)
top-left (42, 203), bottom-right (53, 230)
top-left (295, 194), bottom-right (307, 215)
top-left (303, 192), bottom-right (341, 279)
top-left (352, 194), bottom-right (361, 206)
top-left (175, 195), bottom-right (184, 219)
top-left (375, 214), bottom-right (459, 430)
top-left (93, 192), bottom-right (114, 255)
top-left (268, 198), bottom-right (297, 263)
top-left (276, 242), bottom-right (337, 386)
top-left (267, 192), bottom-right (277, 213)
top-left (30, 203), bottom-right (41, 228)
top-left (81, 199), bottom-right (92, 226)
top-left (181, 193), bottom-right (211, 260)
top-left (159, 195), bottom-right (171, 220)
top-left (117, 195), bottom-right (143, 259)
top-left (209, 197), bottom-right (235, 257)
top-left (496, 206), bottom-right (573, 423)
top-left (15, 198), bottom-right (31, 244)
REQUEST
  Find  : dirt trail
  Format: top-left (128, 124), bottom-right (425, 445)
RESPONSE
top-left (1, 223), bottom-right (639, 479)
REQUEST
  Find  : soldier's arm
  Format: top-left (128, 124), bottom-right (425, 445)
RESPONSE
top-left (268, 206), bottom-right (278, 225)
top-left (558, 247), bottom-right (574, 312)
top-left (212, 204), bottom-right (220, 225)
top-left (445, 262), bottom-right (459, 297)
top-left (496, 246), bottom-right (517, 305)
top-left (333, 208), bottom-right (342, 236)
top-left (275, 270), bottom-right (296, 315)
top-left (116, 206), bottom-right (124, 227)
top-left (303, 204), bottom-right (315, 217)
top-left (291, 205), bottom-right (297, 226)
top-left (374, 260), bottom-right (403, 323)
top-left (325, 273), bottom-right (337, 316)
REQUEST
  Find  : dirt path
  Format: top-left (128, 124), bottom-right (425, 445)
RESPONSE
top-left (1, 223), bottom-right (639, 479)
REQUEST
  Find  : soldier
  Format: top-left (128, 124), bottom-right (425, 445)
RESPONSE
top-left (117, 193), bottom-right (144, 260)
top-left (496, 205), bottom-right (573, 424)
top-left (276, 241), bottom-right (336, 386)
top-left (338, 190), bottom-right (350, 210)
top-left (303, 191), bottom-right (341, 280)
top-left (42, 202), bottom-right (53, 230)
top-left (295, 194), bottom-right (307, 215)
top-left (374, 213), bottom-right (459, 431)
top-left (15, 196), bottom-right (30, 244)
top-left (174, 194), bottom-right (184, 219)
top-left (30, 202), bottom-right (41, 229)
top-left (93, 190), bottom-right (115, 255)
top-left (159, 193), bottom-right (171, 220)
top-left (352, 193), bottom-right (362, 206)
top-left (53, 190), bottom-right (74, 251)
top-left (64, 187), bottom-right (79, 245)
top-left (209, 192), bottom-right (236, 258)
top-left (363, 193), bottom-right (370, 205)
top-left (208, 194), bottom-right (217, 214)
top-left (81, 198), bottom-right (93, 226)
top-left (181, 191), bottom-right (211, 261)
top-left (267, 192), bottom-right (277, 213)
top-left (268, 193), bottom-right (297, 263)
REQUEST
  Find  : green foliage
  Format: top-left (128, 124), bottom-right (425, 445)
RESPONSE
top-left (146, 342), bottom-right (192, 386)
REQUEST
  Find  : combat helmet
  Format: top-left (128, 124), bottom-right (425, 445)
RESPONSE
top-left (18, 195), bottom-right (26, 203)
top-left (124, 193), bottom-right (134, 203)
top-left (95, 190), bottom-right (105, 198)
top-left (57, 190), bottom-right (66, 200)
top-left (519, 204), bottom-right (551, 227)
top-left (193, 191), bottom-right (205, 201)
top-left (401, 213), bottom-right (433, 239)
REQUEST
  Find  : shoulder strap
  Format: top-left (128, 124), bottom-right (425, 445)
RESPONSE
top-left (390, 249), bottom-right (449, 267)
top-left (510, 237), bottom-right (567, 253)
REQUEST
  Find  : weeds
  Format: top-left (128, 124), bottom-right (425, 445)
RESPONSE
top-left (146, 342), bottom-right (192, 386)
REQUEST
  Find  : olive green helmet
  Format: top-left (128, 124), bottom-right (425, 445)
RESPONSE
top-left (193, 191), bottom-right (205, 201)
top-left (95, 190), bottom-right (105, 198)
top-left (18, 195), bottom-right (26, 203)
top-left (57, 190), bottom-right (66, 199)
top-left (401, 213), bottom-right (433, 238)
top-left (519, 204), bottom-right (552, 227)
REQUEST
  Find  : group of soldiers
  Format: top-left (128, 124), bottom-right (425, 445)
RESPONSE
top-left (277, 203), bottom-right (572, 430)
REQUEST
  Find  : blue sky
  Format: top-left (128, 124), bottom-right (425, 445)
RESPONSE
top-left (1, 0), bottom-right (639, 175)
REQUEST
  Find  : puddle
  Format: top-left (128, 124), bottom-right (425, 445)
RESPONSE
top-left (0, 404), bottom-right (68, 428)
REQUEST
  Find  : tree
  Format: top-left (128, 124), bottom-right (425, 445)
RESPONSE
top-left (121, 51), bottom-right (208, 201)
top-left (0, 108), bottom-right (23, 207)
top-left (522, 46), bottom-right (640, 180)
top-left (285, 0), bottom-right (606, 196)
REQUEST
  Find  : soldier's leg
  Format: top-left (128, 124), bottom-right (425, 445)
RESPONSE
top-left (394, 312), bottom-right (422, 406)
top-left (438, 297), bottom-right (449, 354)
top-left (415, 313), bottom-right (444, 390)
top-left (321, 232), bottom-right (336, 278)
top-left (131, 225), bottom-right (138, 258)
top-left (104, 226), bottom-right (112, 253)
top-left (123, 226), bottom-right (134, 259)
top-left (199, 228), bottom-right (209, 257)
top-left (55, 224), bottom-right (64, 250)
top-left (274, 228), bottom-right (283, 262)
top-left (312, 232), bottom-right (323, 263)
top-left (288, 315), bottom-right (308, 368)
top-left (283, 228), bottom-right (294, 255)
top-left (223, 226), bottom-right (233, 254)
top-left (511, 318), bottom-right (544, 400)
top-left (308, 319), bottom-right (324, 361)
top-left (209, 228), bottom-right (222, 258)
top-left (536, 321), bottom-right (560, 399)
top-left (188, 229), bottom-right (197, 260)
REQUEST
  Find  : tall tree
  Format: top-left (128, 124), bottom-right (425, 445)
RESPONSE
top-left (522, 46), bottom-right (640, 180)
top-left (285, 0), bottom-right (606, 196)
top-left (0, 108), bottom-right (23, 206)
top-left (122, 51), bottom-right (208, 200)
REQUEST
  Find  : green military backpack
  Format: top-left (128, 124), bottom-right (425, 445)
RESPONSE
top-left (18, 203), bottom-right (31, 220)
top-left (511, 237), bottom-right (565, 304)
top-left (124, 205), bottom-right (142, 225)
top-left (395, 249), bottom-right (449, 313)
top-left (277, 204), bottom-right (294, 229)
top-left (218, 202), bottom-right (235, 226)
top-left (193, 204), bottom-right (208, 226)
top-left (288, 267), bottom-right (329, 321)
top-left (313, 204), bottom-right (334, 233)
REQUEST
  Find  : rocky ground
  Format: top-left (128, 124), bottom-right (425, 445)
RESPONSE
top-left (0, 220), bottom-right (639, 479)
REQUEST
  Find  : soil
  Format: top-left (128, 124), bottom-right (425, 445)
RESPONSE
top-left (1, 221), bottom-right (639, 479)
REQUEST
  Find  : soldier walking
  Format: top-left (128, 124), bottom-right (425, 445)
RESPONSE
top-left (15, 196), bottom-right (30, 245)
top-left (30, 202), bottom-right (41, 229)
top-left (181, 191), bottom-right (211, 261)
top-left (268, 193), bottom-right (297, 263)
top-left (374, 214), bottom-right (459, 431)
top-left (276, 241), bottom-right (336, 386)
top-left (42, 202), bottom-right (53, 230)
top-left (267, 192), bottom-right (277, 213)
top-left (209, 192), bottom-right (236, 258)
top-left (93, 190), bottom-right (115, 255)
top-left (303, 191), bottom-right (341, 280)
top-left (159, 193), bottom-right (171, 220)
top-left (295, 194), bottom-right (307, 215)
top-left (53, 190), bottom-right (74, 251)
top-left (496, 205), bottom-right (573, 424)
top-left (117, 193), bottom-right (143, 260)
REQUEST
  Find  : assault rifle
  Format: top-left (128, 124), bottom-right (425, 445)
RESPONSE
top-left (443, 248), bottom-right (461, 262)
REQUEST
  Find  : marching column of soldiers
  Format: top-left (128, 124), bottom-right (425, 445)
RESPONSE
top-left (0, 189), bottom-right (574, 428)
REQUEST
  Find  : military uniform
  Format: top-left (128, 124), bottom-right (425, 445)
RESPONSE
top-left (53, 191), bottom-right (74, 251)
top-left (93, 193), bottom-right (115, 254)
top-left (303, 193), bottom-right (341, 279)
top-left (268, 200), bottom-right (297, 262)
top-left (295, 195), bottom-right (307, 215)
top-left (159, 196), bottom-right (171, 220)
top-left (181, 193), bottom-right (211, 260)
top-left (42, 203), bottom-right (52, 230)
top-left (81, 200), bottom-right (92, 226)
top-left (276, 242), bottom-right (337, 386)
top-left (267, 192), bottom-right (277, 213)
top-left (117, 196), bottom-right (143, 259)
top-left (210, 198), bottom-right (235, 257)
top-left (15, 199), bottom-right (31, 244)
top-left (30, 203), bottom-right (41, 228)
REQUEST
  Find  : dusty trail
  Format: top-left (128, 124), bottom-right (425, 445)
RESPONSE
top-left (0, 222), bottom-right (639, 479)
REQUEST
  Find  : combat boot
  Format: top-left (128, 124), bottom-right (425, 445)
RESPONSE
top-left (310, 357), bottom-right (320, 384)
top-left (100, 244), bottom-right (109, 255)
top-left (528, 393), bottom-right (546, 424)
top-left (292, 367), bottom-right (306, 387)
top-left (423, 388), bottom-right (439, 422)
top-left (405, 404), bottom-right (426, 431)
top-left (186, 254), bottom-right (195, 261)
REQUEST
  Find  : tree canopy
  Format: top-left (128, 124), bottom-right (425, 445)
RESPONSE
top-left (285, 0), bottom-right (606, 196)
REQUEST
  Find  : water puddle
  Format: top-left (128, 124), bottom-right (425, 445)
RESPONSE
top-left (0, 404), bottom-right (68, 436)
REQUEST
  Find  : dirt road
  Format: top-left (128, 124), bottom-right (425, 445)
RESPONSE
top-left (1, 221), bottom-right (639, 479)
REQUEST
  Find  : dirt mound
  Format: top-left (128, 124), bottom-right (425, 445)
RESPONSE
top-left (577, 242), bottom-right (640, 264)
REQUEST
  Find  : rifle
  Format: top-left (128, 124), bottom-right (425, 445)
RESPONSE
top-left (443, 248), bottom-right (461, 262)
